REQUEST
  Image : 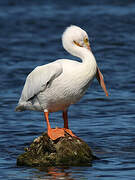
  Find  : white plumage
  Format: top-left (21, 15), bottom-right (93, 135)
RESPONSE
top-left (16, 25), bottom-right (108, 140)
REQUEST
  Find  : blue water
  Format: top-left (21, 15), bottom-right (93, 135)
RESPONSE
top-left (0, 0), bottom-right (135, 179)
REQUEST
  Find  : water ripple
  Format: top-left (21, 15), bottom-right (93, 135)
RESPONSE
top-left (0, 0), bottom-right (135, 179)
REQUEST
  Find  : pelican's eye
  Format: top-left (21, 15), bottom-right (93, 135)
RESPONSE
top-left (84, 37), bottom-right (89, 44)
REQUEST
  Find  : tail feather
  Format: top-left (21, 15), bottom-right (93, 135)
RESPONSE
top-left (15, 105), bottom-right (26, 112)
top-left (15, 101), bottom-right (42, 112)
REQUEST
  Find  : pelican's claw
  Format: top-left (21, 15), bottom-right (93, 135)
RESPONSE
top-left (64, 128), bottom-right (77, 137)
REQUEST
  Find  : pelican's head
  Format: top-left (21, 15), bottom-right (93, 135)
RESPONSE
top-left (62, 25), bottom-right (91, 58)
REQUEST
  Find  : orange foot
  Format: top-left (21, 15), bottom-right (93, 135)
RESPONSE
top-left (48, 127), bottom-right (65, 140)
top-left (47, 128), bottom-right (77, 140)
top-left (63, 128), bottom-right (77, 138)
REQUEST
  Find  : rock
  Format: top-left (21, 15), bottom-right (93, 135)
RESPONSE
top-left (17, 132), bottom-right (97, 167)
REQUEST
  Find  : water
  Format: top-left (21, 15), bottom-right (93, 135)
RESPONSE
top-left (0, 0), bottom-right (135, 179)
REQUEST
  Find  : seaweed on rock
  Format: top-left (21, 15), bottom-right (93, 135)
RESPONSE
top-left (17, 132), bottom-right (97, 167)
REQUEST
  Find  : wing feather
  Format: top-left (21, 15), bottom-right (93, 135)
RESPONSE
top-left (19, 62), bottom-right (63, 102)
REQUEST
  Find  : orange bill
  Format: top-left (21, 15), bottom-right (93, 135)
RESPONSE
top-left (96, 67), bottom-right (109, 96)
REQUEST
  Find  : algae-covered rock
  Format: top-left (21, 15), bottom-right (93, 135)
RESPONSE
top-left (17, 132), bottom-right (97, 167)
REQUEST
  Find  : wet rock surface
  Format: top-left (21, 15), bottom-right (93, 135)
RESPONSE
top-left (17, 132), bottom-right (97, 167)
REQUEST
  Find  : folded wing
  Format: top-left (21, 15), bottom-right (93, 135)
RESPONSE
top-left (19, 62), bottom-right (63, 102)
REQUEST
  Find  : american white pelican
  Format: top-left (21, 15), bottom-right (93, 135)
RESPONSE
top-left (16, 25), bottom-right (108, 140)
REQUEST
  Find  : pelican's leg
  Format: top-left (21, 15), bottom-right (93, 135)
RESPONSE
top-left (63, 110), bottom-right (68, 129)
top-left (62, 110), bottom-right (76, 137)
top-left (44, 111), bottom-right (65, 140)
top-left (44, 111), bottom-right (51, 130)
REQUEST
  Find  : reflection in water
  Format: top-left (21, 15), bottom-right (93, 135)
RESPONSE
top-left (32, 167), bottom-right (75, 180)
top-left (47, 167), bottom-right (73, 180)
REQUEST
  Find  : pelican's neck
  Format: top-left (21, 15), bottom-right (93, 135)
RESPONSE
top-left (62, 37), bottom-right (97, 65)
top-left (68, 43), bottom-right (96, 65)
top-left (78, 47), bottom-right (96, 64)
